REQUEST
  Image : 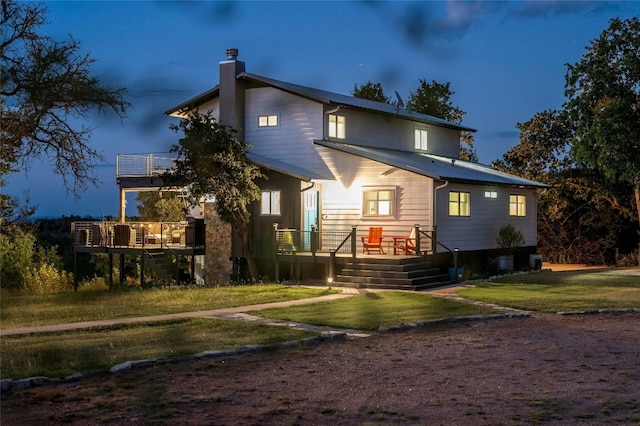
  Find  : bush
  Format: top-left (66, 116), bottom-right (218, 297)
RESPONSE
top-left (23, 263), bottom-right (74, 294)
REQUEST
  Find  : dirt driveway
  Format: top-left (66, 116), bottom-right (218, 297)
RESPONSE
top-left (2, 312), bottom-right (638, 425)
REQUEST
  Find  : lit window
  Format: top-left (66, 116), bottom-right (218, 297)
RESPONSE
top-left (509, 194), bottom-right (526, 217)
top-left (261, 191), bottom-right (280, 215)
top-left (414, 128), bottom-right (428, 150)
top-left (449, 191), bottom-right (470, 216)
top-left (363, 189), bottom-right (395, 217)
top-left (484, 191), bottom-right (498, 199)
top-left (258, 115), bottom-right (278, 127)
top-left (328, 114), bottom-right (346, 139)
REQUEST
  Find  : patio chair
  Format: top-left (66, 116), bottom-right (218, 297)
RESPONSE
top-left (362, 226), bottom-right (385, 254)
top-left (393, 227), bottom-right (417, 255)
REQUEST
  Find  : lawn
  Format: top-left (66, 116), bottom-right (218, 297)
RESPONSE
top-left (458, 269), bottom-right (640, 313)
top-left (1, 284), bottom-right (334, 328)
top-left (251, 291), bottom-right (502, 331)
top-left (1, 318), bottom-right (316, 380)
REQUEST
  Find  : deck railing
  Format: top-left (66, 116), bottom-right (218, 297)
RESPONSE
top-left (71, 221), bottom-right (204, 249)
top-left (116, 153), bottom-right (177, 178)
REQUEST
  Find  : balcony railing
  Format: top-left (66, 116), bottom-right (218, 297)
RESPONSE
top-left (71, 221), bottom-right (204, 249)
top-left (116, 153), bottom-right (177, 178)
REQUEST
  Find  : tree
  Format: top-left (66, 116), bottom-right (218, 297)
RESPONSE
top-left (163, 111), bottom-right (264, 281)
top-left (494, 110), bottom-right (634, 264)
top-left (564, 17), bottom-right (640, 234)
top-left (407, 79), bottom-right (477, 162)
top-left (351, 81), bottom-right (390, 103)
top-left (1, 0), bottom-right (128, 195)
top-left (136, 191), bottom-right (186, 222)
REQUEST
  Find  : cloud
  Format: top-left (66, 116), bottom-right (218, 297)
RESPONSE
top-left (506, 0), bottom-right (618, 18)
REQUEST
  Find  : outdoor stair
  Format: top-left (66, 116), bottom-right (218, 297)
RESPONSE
top-left (334, 257), bottom-right (454, 291)
top-left (144, 250), bottom-right (190, 284)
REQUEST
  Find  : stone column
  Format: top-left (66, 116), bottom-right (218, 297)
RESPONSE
top-left (203, 202), bottom-right (232, 285)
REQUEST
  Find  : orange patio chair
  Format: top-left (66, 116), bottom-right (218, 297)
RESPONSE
top-left (393, 227), bottom-right (417, 255)
top-left (362, 226), bottom-right (385, 254)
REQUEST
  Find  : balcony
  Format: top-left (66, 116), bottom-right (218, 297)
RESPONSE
top-left (71, 220), bottom-right (205, 254)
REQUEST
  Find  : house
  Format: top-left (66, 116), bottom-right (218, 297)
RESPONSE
top-left (162, 48), bottom-right (546, 285)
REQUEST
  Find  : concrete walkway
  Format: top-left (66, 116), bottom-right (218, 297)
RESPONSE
top-left (0, 290), bottom-right (362, 337)
top-left (4, 265), bottom-right (630, 337)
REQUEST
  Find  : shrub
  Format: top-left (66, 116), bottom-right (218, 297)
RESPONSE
top-left (23, 263), bottom-right (74, 294)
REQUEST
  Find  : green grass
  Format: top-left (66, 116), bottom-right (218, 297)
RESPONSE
top-left (458, 270), bottom-right (640, 313)
top-left (0, 318), bottom-right (315, 379)
top-left (251, 291), bottom-right (501, 330)
top-left (1, 284), bottom-right (334, 328)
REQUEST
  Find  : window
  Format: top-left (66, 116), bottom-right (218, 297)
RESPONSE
top-left (363, 188), bottom-right (395, 217)
top-left (261, 191), bottom-right (280, 215)
top-left (414, 128), bottom-right (428, 150)
top-left (258, 114), bottom-right (278, 127)
top-left (449, 191), bottom-right (470, 216)
top-left (484, 191), bottom-right (498, 199)
top-left (328, 114), bottom-right (346, 139)
top-left (510, 194), bottom-right (526, 217)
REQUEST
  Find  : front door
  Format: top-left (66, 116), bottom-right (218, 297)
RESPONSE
top-left (302, 190), bottom-right (318, 250)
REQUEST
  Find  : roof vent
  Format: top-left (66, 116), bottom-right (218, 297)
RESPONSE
top-left (226, 48), bottom-right (239, 60)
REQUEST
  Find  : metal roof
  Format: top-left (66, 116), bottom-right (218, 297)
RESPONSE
top-left (246, 152), bottom-right (335, 182)
top-left (315, 140), bottom-right (549, 188)
top-left (165, 73), bottom-right (476, 132)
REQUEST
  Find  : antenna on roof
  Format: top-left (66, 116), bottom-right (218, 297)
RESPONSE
top-left (394, 91), bottom-right (405, 109)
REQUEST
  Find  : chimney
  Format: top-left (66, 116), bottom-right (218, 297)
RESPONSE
top-left (219, 48), bottom-right (245, 138)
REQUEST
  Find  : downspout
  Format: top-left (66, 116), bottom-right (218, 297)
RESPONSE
top-left (323, 105), bottom-right (342, 139)
top-left (433, 180), bottom-right (449, 229)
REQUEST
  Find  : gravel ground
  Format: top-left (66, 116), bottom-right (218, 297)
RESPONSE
top-left (2, 312), bottom-right (639, 425)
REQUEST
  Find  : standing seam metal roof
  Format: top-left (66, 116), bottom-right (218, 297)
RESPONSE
top-left (315, 140), bottom-right (549, 188)
top-left (164, 73), bottom-right (476, 133)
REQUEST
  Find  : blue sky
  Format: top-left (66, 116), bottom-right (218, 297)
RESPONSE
top-left (6, 1), bottom-right (639, 218)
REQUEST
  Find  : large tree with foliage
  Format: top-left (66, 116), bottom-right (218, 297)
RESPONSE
top-left (493, 110), bottom-right (632, 263)
top-left (1, 0), bottom-right (128, 196)
top-left (163, 112), bottom-right (264, 281)
top-left (352, 79), bottom-right (477, 161)
top-left (351, 81), bottom-right (390, 103)
top-left (564, 17), bottom-right (640, 234)
top-left (136, 191), bottom-right (186, 222)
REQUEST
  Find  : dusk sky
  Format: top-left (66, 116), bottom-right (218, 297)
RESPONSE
top-left (6, 1), bottom-right (640, 218)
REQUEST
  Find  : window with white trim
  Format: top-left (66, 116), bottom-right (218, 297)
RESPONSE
top-left (363, 188), bottom-right (395, 217)
top-left (449, 191), bottom-right (470, 216)
top-left (328, 114), bottom-right (346, 139)
top-left (484, 190), bottom-right (498, 199)
top-left (414, 128), bottom-right (428, 151)
top-left (509, 194), bottom-right (526, 217)
top-left (261, 191), bottom-right (281, 215)
top-left (258, 114), bottom-right (278, 127)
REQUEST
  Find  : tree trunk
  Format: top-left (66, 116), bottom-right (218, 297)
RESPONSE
top-left (239, 218), bottom-right (258, 282)
top-left (635, 185), bottom-right (640, 236)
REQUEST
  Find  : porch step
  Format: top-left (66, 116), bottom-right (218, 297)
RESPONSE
top-left (334, 257), bottom-right (454, 291)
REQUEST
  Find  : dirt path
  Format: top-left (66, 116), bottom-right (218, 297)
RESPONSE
top-left (2, 313), bottom-right (638, 425)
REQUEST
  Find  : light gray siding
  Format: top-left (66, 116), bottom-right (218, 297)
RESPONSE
top-left (435, 183), bottom-right (537, 251)
top-left (317, 148), bottom-right (434, 251)
top-left (337, 108), bottom-right (461, 158)
top-left (244, 87), bottom-right (331, 178)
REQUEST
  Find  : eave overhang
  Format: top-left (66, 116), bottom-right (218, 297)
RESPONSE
top-left (315, 140), bottom-right (549, 188)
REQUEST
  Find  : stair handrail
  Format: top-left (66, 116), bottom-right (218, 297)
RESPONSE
top-left (414, 225), bottom-right (460, 284)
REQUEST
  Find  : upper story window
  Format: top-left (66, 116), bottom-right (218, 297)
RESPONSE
top-left (363, 188), bottom-right (395, 217)
top-left (261, 190), bottom-right (280, 215)
top-left (328, 114), bottom-right (346, 139)
top-left (449, 191), bottom-right (470, 216)
top-left (484, 190), bottom-right (498, 199)
top-left (258, 114), bottom-right (278, 127)
top-left (509, 194), bottom-right (526, 217)
top-left (414, 128), bottom-right (428, 151)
